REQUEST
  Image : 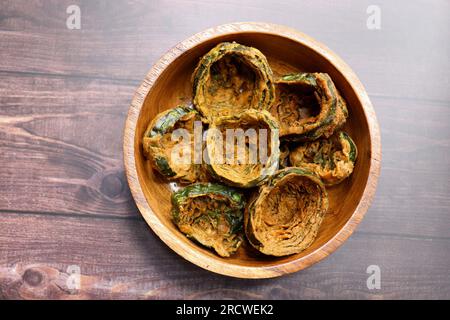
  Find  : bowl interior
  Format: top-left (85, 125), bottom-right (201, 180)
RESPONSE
top-left (133, 32), bottom-right (371, 272)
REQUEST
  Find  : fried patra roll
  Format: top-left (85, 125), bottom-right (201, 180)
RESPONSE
top-left (269, 73), bottom-right (348, 141)
top-left (245, 167), bottom-right (328, 256)
top-left (192, 42), bottom-right (275, 121)
top-left (290, 131), bottom-right (357, 186)
top-left (172, 183), bottom-right (246, 257)
top-left (142, 105), bottom-right (208, 184)
top-left (206, 109), bottom-right (280, 188)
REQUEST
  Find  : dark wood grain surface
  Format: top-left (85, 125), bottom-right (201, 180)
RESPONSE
top-left (0, 0), bottom-right (449, 299)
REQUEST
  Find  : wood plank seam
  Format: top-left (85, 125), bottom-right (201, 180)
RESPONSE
top-left (0, 209), bottom-right (140, 221)
top-left (0, 69), bottom-right (141, 86)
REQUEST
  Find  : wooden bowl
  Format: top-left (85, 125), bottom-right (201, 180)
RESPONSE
top-left (124, 22), bottom-right (381, 278)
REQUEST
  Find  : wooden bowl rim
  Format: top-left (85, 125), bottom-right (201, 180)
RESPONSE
top-left (123, 22), bottom-right (381, 279)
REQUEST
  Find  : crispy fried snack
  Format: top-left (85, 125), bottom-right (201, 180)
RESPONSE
top-left (269, 73), bottom-right (347, 141)
top-left (245, 167), bottom-right (328, 256)
top-left (290, 131), bottom-right (357, 186)
top-left (172, 183), bottom-right (246, 257)
top-left (192, 42), bottom-right (275, 121)
top-left (142, 105), bottom-right (208, 183)
top-left (206, 109), bottom-right (280, 188)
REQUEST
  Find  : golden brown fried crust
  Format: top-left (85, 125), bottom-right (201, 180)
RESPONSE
top-left (270, 73), bottom-right (348, 141)
top-left (289, 131), bottom-right (357, 186)
top-left (143, 107), bottom-right (210, 184)
top-left (245, 168), bottom-right (328, 256)
top-left (192, 42), bottom-right (275, 121)
top-left (206, 109), bottom-right (280, 188)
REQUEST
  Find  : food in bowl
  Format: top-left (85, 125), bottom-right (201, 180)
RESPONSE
top-left (171, 183), bottom-right (245, 257)
top-left (206, 109), bottom-right (279, 188)
top-left (290, 131), bottom-right (358, 186)
top-left (192, 42), bottom-right (275, 121)
top-left (245, 167), bottom-right (328, 256)
top-left (142, 41), bottom-right (357, 258)
top-left (142, 105), bottom-right (208, 183)
top-left (269, 73), bottom-right (348, 141)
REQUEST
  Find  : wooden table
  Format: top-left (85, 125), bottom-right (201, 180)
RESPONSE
top-left (0, 0), bottom-right (449, 299)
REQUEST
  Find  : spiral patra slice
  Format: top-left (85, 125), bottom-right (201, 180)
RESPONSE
top-left (290, 131), bottom-right (358, 186)
top-left (269, 72), bottom-right (348, 141)
top-left (192, 42), bottom-right (275, 121)
top-left (206, 109), bottom-right (280, 188)
top-left (172, 183), bottom-right (246, 257)
top-left (142, 105), bottom-right (208, 183)
top-left (245, 167), bottom-right (328, 256)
